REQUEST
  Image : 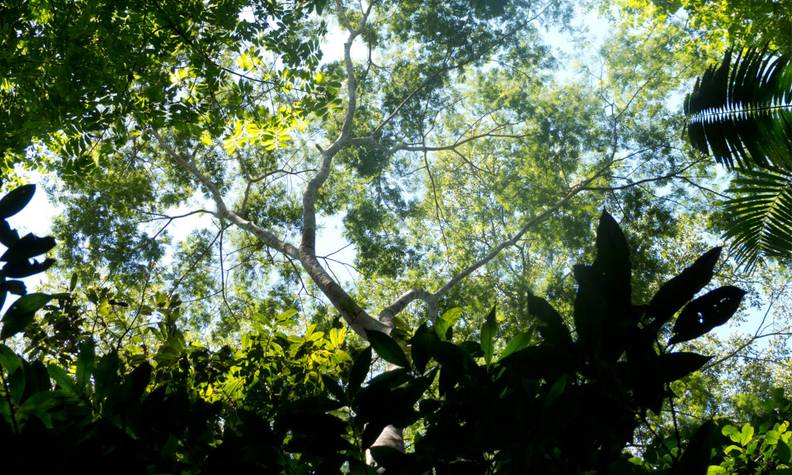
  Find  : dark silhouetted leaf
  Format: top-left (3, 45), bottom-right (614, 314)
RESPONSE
top-left (686, 48), bottom-right (792, 171)
top-left (0, 280), bottom-right (26, 295)
top-left (659, 352), bottom-right (713, 382)
top-left (0, 233), bottom-right (56, 261)
top-left (410, 323), bottom-right (439, 373)
top-left (370, 445), bottom-right (411, 471)
top-left (348, 346), bottom-right (372, 395)
top-left (480, 306), bottom-right (497, 365)
top-left (3, 257), bottom-right (56, 278)
top-left (76, 340), bottom-right (96, 388)
top-left (670, 286), bottom-right (746, 344)
top-left (321, 374), bottom-right (346, 402)
top-left (0, 220), bottom-right (19, 247)
top-left (367, 330), bottom-right (410, 368)
top-left (593, 211), bottom-right (632, 292)
top-left (528, 293), bottom-right (572, 348)
top-left (0, 184), bottom-right (35, 219)
top-left (648, 247), bottom-right (721, 327)
top-left (673, 420), bottom-right (718, 474)
top-left (1, 292), bottom-right (52, 339)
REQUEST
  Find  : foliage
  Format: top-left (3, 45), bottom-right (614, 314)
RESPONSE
top-left (622, 0), bottom-right (792, 56)
top-left (0, 0), bottom-right (330, 170)
top-left (685, 48), bottom-right (792, 268)
top-left (0, 184), bottom-right (765, 473)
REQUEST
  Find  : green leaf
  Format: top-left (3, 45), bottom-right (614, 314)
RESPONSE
top-left (722, 169), bottom-right (792, 269)
top-left (0, 344), bottom-right (21, 373)
top-left (8, 364), bottom-right (25, 402)
top-left (1, 292), bottom-right (52, 339)
top-left (480, 306), bottom-right (497, 365)
top-left (0, 184), bottom-right (35, 219)
top-left (434, 307), bottom-right (463, 340)
top-left (76, 340), bottom-right (96, 389)
top-left (739, 423), bottom-right (754, 446)
top-left (500, 332), bottom-right (532, 359)
top-left (367, 330), bottom-right (410, 368)
top-left (670, 286), bottom-right (746, 344)
top-left (47, 364), bottom-right (78, 395)
top-left (17, 391), bottom-right (58, 428)
top-left (347, 346), bottom-right (371, 395)
top-left (776, 440), bottom-right (792, 463)
top-left (722, 424), bottom-right (741, 443)
top-left (155, 331), bottom-right (186, 364)
top-left (276, 308), bottom-right (298, 322)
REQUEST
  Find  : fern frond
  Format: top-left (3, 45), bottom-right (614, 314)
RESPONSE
top-left (686, 48), bottom-right (792, 171)
top-left (722, 168), bottom-right (792, 269)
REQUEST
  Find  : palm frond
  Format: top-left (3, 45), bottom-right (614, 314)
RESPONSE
top-left (722, 168), bottom-right (792, 269)
top-left (686, 48), bottom-right (792, 171)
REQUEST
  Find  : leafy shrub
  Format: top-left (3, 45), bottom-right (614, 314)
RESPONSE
top-left (0, 184), bottom-right (772, 474)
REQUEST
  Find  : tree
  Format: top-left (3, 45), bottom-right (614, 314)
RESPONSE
top-left (4, 0), bottom-right (791, 467)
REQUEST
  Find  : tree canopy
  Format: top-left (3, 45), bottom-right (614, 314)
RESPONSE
top-left (0, 0), bottom-right (790, 472)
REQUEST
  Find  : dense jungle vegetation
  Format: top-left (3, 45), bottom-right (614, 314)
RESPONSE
top-left (0, 0), bottom-right (790, 472)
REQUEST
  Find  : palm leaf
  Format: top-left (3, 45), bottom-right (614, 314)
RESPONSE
top-left (722, 168), bottom-right (792, 269)
top-left (685, 48), bottom-right (792, 171)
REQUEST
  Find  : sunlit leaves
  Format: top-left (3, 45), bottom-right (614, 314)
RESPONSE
top-left (434, 307), bottom-right (462, 340)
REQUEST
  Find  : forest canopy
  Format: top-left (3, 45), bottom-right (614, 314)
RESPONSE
top-left (0, 0), bottom-right (790, 473)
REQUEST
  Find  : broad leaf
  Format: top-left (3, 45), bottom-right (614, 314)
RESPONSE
top-left (648, 247), bottom-right (721, 327)
top-left (0, 233), bottom-right (56, 261)
top-left (347, 346), bottom-right (371, 395)
top-left (500, 332), bottom-right (532, 359)
top-left (434, 307), bottom-right (463, 340)
top-left (76, 340), bottom-right (96, 389)
top-left (47, 364), bottom-right (78, 395)
top-left (480, 306), bottom-right (497, 365)
top-left (670, 286), bottom-right (746, 344)
top-left (0, 184), bottom-right (35, 219)
top-left (659, 352), bottom-right (713, 382)
top-left (673, 421), bottom-right (718, 474)
top-left (1, 292), bottom-right (52, 339)
top-left (367, 330), bottom-right (410, 368)
top-left (528, 293), bottom-right (572, 348)
top-left (2, 257), bottom-right (56, 278)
